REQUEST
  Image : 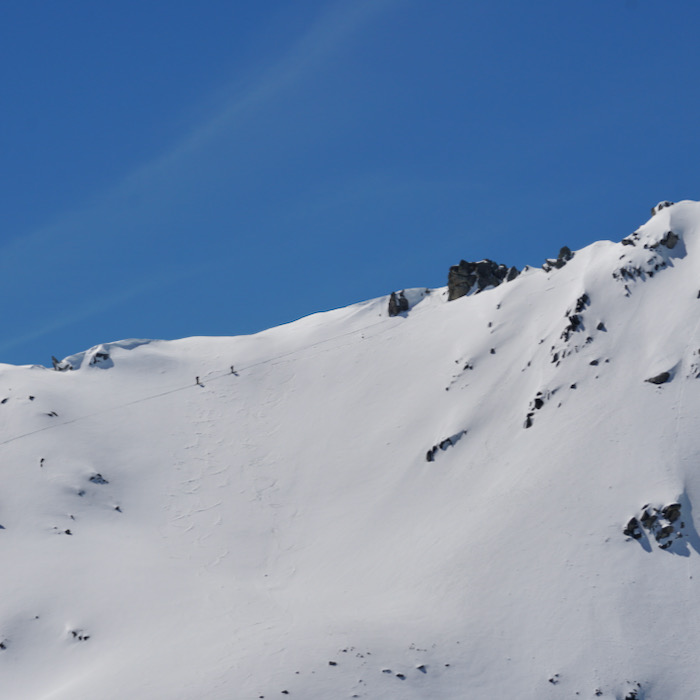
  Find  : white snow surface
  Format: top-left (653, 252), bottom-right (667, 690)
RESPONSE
top-left (3, 202), bottom-right (700, 698)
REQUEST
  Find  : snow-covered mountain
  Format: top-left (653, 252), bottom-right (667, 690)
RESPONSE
top-left (2, 200), bottom-right (700, 700)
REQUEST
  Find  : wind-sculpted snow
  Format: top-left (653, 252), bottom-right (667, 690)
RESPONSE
top-left (4, 202), bottom-right (700, 698)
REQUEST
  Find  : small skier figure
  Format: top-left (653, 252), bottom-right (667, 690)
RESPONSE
top-left (195, 376), bottom-right (200, 386)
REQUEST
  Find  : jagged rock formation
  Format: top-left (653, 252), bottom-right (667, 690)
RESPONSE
top-left (447, 259), bottom-right (519, 301)
top-left (388, 291), bottom-right (409, 316)
top-left (542, 246), bottom-right (574, 272)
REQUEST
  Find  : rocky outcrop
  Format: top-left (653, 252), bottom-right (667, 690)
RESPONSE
top-left (650, 230), bottom-right (679, 250)
top-left (625, 502), bottom-right (684, 550)
top-left (542, 246), bottom-right (574, 272)
top-left (426, 430), bottom-right (467, 462)
top-left (651, 200), bottom-right (674, 216)
top-left (388, 291), bottom-right (409, 317)
top-left (646, 371), bottom-right (671, 385)
top-left (447, 260), bottom-right (519, 301)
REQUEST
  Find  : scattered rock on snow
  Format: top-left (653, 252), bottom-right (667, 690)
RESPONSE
top-left (626, 502), bottom-right (685, 550)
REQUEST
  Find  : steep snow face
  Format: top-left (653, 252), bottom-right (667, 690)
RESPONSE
top-left (3, 202), bottom-right (700, 699)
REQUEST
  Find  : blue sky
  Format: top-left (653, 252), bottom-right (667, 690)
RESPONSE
top-left (3, 0), bottom-right (700, 366)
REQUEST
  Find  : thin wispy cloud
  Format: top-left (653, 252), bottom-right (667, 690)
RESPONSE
top-left (1, 0), bottom-right (402, 354)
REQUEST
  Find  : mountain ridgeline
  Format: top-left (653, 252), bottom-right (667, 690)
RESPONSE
top-left (2, 199), bottom-right (700, 699)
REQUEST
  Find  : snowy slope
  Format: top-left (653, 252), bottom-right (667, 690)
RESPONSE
top-left (2, 201), bottom-right (700, 699)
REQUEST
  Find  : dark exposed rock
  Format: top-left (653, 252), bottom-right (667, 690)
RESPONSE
top-left (640, 509), bottom-right (657, 529)
top-left (655, 230), bottom-right (679, 250)
top-left (388, 291), bottom-right (409, 317)
top-left (426, 430), bottom-right (467, 461)
top-left (52, 355), bottom-right (72, 372)
top-left (623, 517), bottom-right (642, 539)
top-left (662, 503), bottom-right (682, 522)
top-left (646, 371), bottom-right (671, 385)
top-left (89, 473), bottom-right (109, 485)
top-left (574, 293), bottom-right (589, 312)
top-left (90, 348), bottom-right (111, 366)
top-left (655, 523), bottom-right (674, 541)
top-left (651, 200), bottom-right (674, 216)
top-left (631, 502), bottom-right (684, 551)
top-left (447, 259), bottom-right (519, 301)
top-left (596, 322), bottom-right (606, 331)
top-left (543, 246), bottom-right (574, 272)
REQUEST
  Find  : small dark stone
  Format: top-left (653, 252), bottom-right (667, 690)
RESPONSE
top-left (623, 517), bottom-right (642, 539)
top-left (570, 383), bottom-right (577, 389)
top-left (89, 473), bottom-right (109, 485)
top-left (646, 371), bottom-right (671, 385)
top-left (656, 524), bottom-right (674, 541)
top-left (396, 674), bottom-right (406, 680)
top-left (640, 509), bottom-right (656, 529)
top-left (490, 348), bottom-right (496, 355)
top-left (589, 359), bottom-right (599, 366)
top-left (596, 322), bottom-right (606, 331)
top-left (328, 661), bottom-right (337, 666)
top-left (662, 503), bottom-right (682, 522)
